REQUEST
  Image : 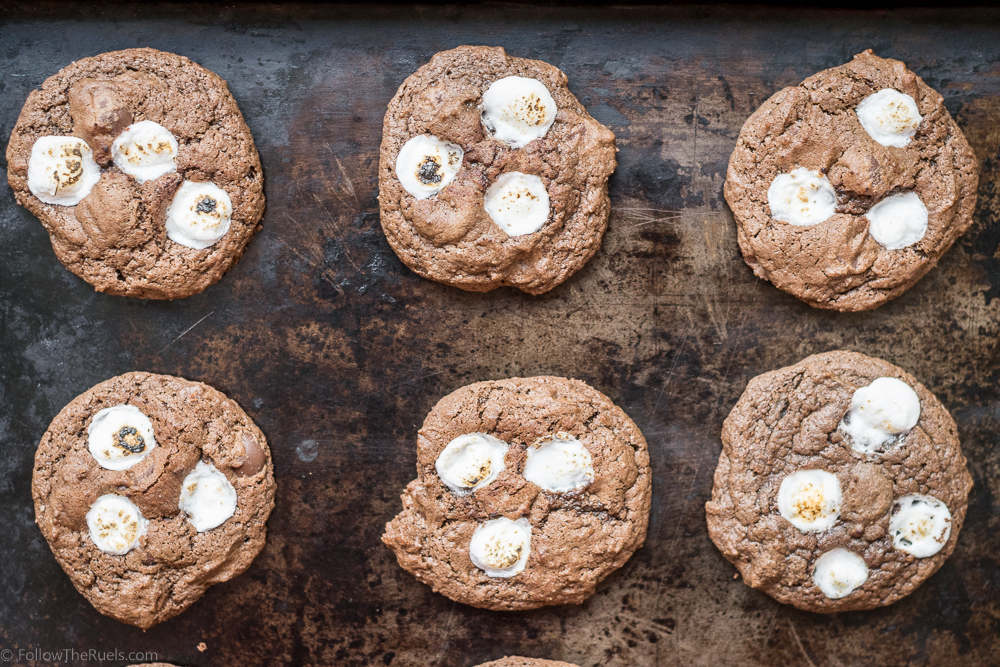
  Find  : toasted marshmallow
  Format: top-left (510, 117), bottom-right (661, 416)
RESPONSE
top-left (87, 404), bottom-right (157, 471)
top-left (469, 517), bottom-right (531, 578)
top-left (481, 76), bottom-right (557, 148)
top-left (435, 433), bottom-right (508, 494)
top-left (111, 120), bottom-right (179, 183)
top-left (178, 461), bottom-right (238, 532)
top-left (27, 136), bottom-right (101, 206)
top-left (484, 172), bottom-right (549, 236)
top-left (523, 434), bottom-right (594, 493)
top-left (866, 192), bottom-right (928, 250)
top-left (395, 134), bottom-right (463, 200)
top-left (86, 494), bottom-right (148, 555)
top-left (840, 377), bottom-right (921, 454)
top-left (767, 168), bottom-right (837, 226)
top-left (890, 494), bottom-right (952, 557)
top-left (812, 548), bottom-right (868, 599)
top-left (777, 469), bottom-right (842, 532)
top-left (165, 181), bottom-right (233, 249)
top-left (856, 89), bottom-right (922, 148)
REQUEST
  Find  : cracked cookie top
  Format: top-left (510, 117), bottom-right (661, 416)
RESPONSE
top-left (32, 372), bottom-right (276, 628)
top-left (378, 46), bottom-right (617, 295)
top-left (725, 50), bottom-right (978, 311)
top-left (706, 351), bottom-right (972, 612)
top-left (383, 376), bottom-right (651, 610)
top-left (6, 48), bottom-right (264, 299)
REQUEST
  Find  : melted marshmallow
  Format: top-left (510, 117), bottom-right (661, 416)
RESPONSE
top-left (767, 168), bottom-right (837, 226)
top-left (27, 136), bottom-right (101, 206)
top-left (866, 192), bottom-right (928, 250)
top-left (856, 89), bottom-right (922, 148)
top-left (481, 76), bottom-right (557, 148)
top-left (87, 404), bottom-right (157, 471)
top-left (523, 435), bottom-right (594, 493)
top-left (469, 517), bottom-right (531, 578)
top-left (165, 181), bottom-right (233, 249)
top-left (395, 134), bottom-right (463, 199)
top-left (813, 548), bottom-right (868, 599)
top-left (777, 469), bottom-right (842, 532)
top-left (111, 120), bottom-right (179, 183)
top-left (435, 433), bottom-right (508, 494)
top-left (840, 377), bottom-right (921, 454)
top-left (178, 461), bottom-right (238, 532)
top-left (86, 494), bottom-right (148, 555)
top-left (890, 494), bottom-right (952, 557)
top-left (484, 172), bottom-right (550, 236)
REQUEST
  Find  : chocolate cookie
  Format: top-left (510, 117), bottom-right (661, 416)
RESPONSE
top-left (706, 351), bottom-right (972, 611)
top-left (6, 48), bottom-right (265, 299)
top-left (475, 658), bottom-right (579, 667)
top-left (725, 50), bottom-right (978, 311)
top-left (378, 46), bottom-right (617, 295)
top-left (383, 376), bottom-right (651, 610)
top-left (32, 372), bottom-right (276, 628)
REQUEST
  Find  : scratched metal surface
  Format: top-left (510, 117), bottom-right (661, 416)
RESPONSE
top-left (1, 3), bottom-right (1000, 666)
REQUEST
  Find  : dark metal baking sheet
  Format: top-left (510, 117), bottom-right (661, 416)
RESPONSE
top-left (2, 3), bottom-right (1000, 666)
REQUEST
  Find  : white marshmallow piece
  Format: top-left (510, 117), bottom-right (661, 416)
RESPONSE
top-left (812, 548), bottom-right (869, 599)
top-left (435, 433), bottom-right (508, 494)
top-left (165, 181), bottom-right (233, 249)
top-left (111, 120), bottom-right (179, 183)
top-left (27, 136), bottom-right (101, 206)
top-left (856, 89), bottom-right (922, 148)
top-left (469, 517), bottom-right (531, 578)
top-left (395, 134), bottom-right (464, 200)
top-left (86, 494), bottom-right (148, 555)
top-left (777, 469), bottom-right (842, 532)
top-left (484, 172), bottom-right (550, 236)
top-left (767, 167), bottom-right (837, 226)
top-left (890, 494), bottom-right (952, 558)
top-left (866, 191), bottom-right (928, 250)
top-left (178, 461), bottom-right (238, 532)
top-left (523, 435), bottom-right (594, 493)
top-left (481, 76), bottom-right (557, 148)
top-left (840, 377), bottom-right (921, 454)
top-left (87, 404), bottom-right (157, 471)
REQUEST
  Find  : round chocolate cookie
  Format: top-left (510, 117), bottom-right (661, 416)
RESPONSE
top-left (475, 658), bottom-right (579, 667)
top-left (32, 372), bottom-right (276, 628)
top-left (725, 50), bottom-right (978, 311)
top-left (6, 48), bottom-right (265, 299)
top-left (378, 46), bottom-right (617, 295)
top-left (706, 351), bottom-right (972, 612)
top-left (383, 376), bottom-right (651, 610)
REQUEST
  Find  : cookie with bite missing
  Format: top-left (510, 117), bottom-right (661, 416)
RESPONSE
top-left (32, 372), bottom-right (276, 628)
top-left (383, 376), bottom-right (651, 610)
top-left (725, 50), bottom-right (978, 311)
top-left (378, 46), bottom-right (617, 295)
top-left (6, 48), bottom-right (264, 299)
top-left (706, 351), bottom-right (972, 611)
top-left (475, 658), bottom-right (580, 667)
